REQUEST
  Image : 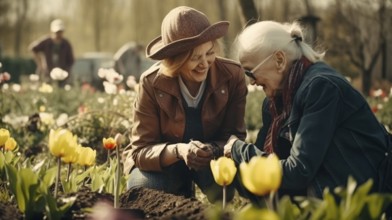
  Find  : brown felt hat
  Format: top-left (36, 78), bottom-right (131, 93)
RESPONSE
top-left (146, 6), bottom-right (229, 60)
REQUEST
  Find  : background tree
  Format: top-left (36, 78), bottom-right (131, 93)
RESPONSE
top-left (13, 0), bottom-right (29, 57)
top-left (322, 0), bottom-right (389, 95)
top-left (0, 0), bottom-right (391, 95)
top-left (237, 0), bottom-right (259, 26)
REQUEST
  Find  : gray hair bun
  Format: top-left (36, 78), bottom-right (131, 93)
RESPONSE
top-left (290, 29), bottom-right (303, 42)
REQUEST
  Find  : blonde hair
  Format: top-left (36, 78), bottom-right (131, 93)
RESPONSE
top-left (235, 21), bottom-right (324, 64)
top-left (161, 40), bottom-right (221, 77)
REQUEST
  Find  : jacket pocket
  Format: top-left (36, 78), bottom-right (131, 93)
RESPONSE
top-left (280, 117), bottom-right (299, 143)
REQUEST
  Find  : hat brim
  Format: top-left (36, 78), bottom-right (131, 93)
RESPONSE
top-left (146, 21), bottom-right (229, 60)
top-left (51, 26), bottom-right (65, 32)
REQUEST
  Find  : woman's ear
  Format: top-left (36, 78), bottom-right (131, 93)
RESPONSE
top-left (274, 51), bottom-right (287, 72)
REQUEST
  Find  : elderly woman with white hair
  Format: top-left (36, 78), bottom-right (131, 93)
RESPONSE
top-left (122, 6), bottom-right (247, 202)
top-left (224, 20), bottom-right (392, 202)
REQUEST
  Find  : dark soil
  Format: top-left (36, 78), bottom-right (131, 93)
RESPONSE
top-left (60, 187), bottom-right (213, 220)
top-left (120, 187), bottom-right (208, 220)
top-left (0, 187), bottom-right (230, 219)
top-left (0, 201), bottom-right (22, 220)
top-left (61, 188), bottom-right (114, 219)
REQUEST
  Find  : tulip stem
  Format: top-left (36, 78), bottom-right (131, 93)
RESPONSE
top-left (82, 165), bottom-right (87, 187)
top-left (114, 144), bottom-right (121, 208)
top-left (66, 163), bottom-right (71, 182)
top-left (107, 149), bottom-right (111, 165)
top-left (54, 157), bottom-right (61, 198)
top-left (222, 185), bottom-right (226, 210)
top-left (267, 191), bottom-right (276, 211)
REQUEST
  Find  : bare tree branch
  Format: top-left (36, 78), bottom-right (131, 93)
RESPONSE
top-left (237, 0), bottom-right (259, 26)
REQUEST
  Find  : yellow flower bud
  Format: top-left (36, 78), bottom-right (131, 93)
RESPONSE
top-left (240, 154), bottom-right (282, 196)
top-left (210, 157), bottom-right (237, 186)
top-left (85, 147), bottom-right (96, 166)
top-left (4, 137), bottom-right (17, 151)
top-left (77, 147), bottom-right (96, 166)
top-left (103, 137), bottom-right (116, 150)
top-left (0, 128), bottom-right (10, 146)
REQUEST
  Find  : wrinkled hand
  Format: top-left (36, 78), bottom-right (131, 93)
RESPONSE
top-left (178, 140), bottom-right (214, 170)
top-left (223, 135), bottom-right (239, 158)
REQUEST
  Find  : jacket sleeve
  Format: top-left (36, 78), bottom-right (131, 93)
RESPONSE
top-left (123, 74), bottom-right (167, 172)
top-left (66, 40), bottom-right (75, 68)
top-left (280, 77), bottom-right (341, 190)
top-left (29, 37), bottom-right (47, 53)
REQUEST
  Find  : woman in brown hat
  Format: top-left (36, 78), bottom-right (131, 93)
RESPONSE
top-left (122, 6), bottom-right (247, 202)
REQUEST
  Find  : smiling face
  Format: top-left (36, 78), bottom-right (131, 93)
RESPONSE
top-left (179, 41), bottom-right (216, 83)
top-left (241, 51), bottom-right (286, 97)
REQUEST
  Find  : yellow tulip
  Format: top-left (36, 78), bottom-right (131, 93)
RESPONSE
top-left (61, 145), bottom-right (80, 163)
top-left (103, 137), bottom-right (116, 150)
top-left (48, 128), bottom-right (78, 158)
top-left (77, 147), bottom-right (96, 166)
top-left (0, 128), bottom-right (10, 146)
top-left (210, 157), bottom-right (237, 186)
top-left (234, 203), bottom-right (280, 220)
top-left (85, 147), bottom-right (97, 166)
top-left (4, 137), bottom-right (17, 151)
top-left (240, 154), bottom-right (282, 196)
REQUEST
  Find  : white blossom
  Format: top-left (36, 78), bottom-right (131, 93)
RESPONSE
top-left (103, 81), bottom-right (117, 94)
top-left (50, 67), bottom-right (68, 80)
top-left (126, 75), bottom-right (137, 89)
top-left (29, 74), bottom-right (40, 82)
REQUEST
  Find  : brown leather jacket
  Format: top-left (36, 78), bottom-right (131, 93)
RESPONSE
top-left (123, 57), bottom-right (247, 173)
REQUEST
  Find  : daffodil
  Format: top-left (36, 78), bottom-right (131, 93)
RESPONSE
top-left (240, 154), bottom-right (282, 196)
top-left (4, 137), bottom-right (17, 151)
top-left (103, 137), bottom-right (116, 150)
top-left (210, 157), bottom-right (237, 186)
top-left (48, 128), bottom-right (77, 158)
top-left (0, 128), bottom-right (10, 146)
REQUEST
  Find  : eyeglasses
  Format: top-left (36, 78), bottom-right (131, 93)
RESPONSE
top-left (244, 53), bottom-right (275, 81)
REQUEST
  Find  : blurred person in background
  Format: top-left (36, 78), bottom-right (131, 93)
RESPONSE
top-left (122, 6), bottom-right (247, 203)
top-left (29, 19), bottom-right (74, 87)
top-left (224, 20), bottom-right (392, 205)
top-left (113, 42), bottom-right (143, 82)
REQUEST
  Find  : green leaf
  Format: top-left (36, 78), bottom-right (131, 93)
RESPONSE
top-left (44, 192), bottom-right (75, 220)
top-left (343, 179), bottom-right (373, 220)
top-left (277, 196), bottom-right (301, 220)
top-left (0, 152), bottom-right (5, 170)
top-left (310, 188), bottom-right (331, 220)
top-left (42, 166), bottom-right (58, 190)
top-left (4, 151), bottom-right (16, 164)
top-left (366, 194), bottom-right (384, 219)
top-left (91, 174), bottom-right (105, 192)
top-left (323, 191), bottom-right (338, 220)
top-left (5, 164), bottom-right (25, 212)
top-left (20, 168), bottom-right (43, 217)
